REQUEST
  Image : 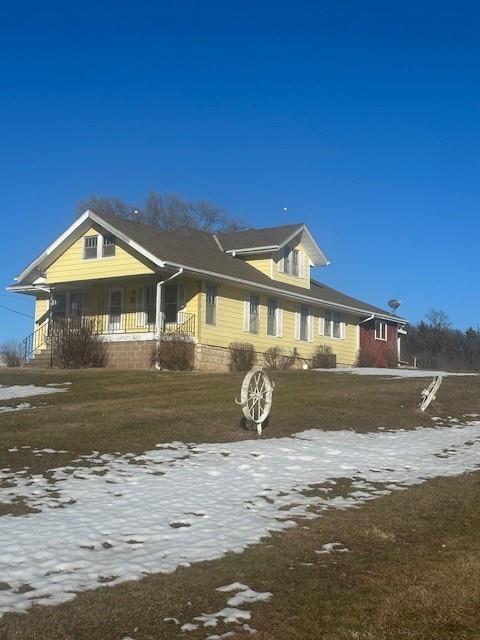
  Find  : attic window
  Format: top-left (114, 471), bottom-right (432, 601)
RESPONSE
top-left (83, 236), bottom-right (98, 259)
top-left (102, 234), bottom-right (116, 257)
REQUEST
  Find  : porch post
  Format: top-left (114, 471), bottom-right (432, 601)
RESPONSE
top-left (155, 280), bottom-right (164, 337)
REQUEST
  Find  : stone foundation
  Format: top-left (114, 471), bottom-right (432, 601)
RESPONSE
top-left (195, 343), bottom-right (231, 372)
top-left (106, 340), bottom-right (155, 369)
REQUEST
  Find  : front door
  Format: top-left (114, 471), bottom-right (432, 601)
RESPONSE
top-left (108, 289), bottom-right (123, 332)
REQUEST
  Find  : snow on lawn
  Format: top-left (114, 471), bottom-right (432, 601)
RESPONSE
top-left (0, 384), bottom-right (69, 402)
top-left (1, 422), bottom-right (480, 616)
top-left (315, 367), bottom-right (478, 378)
top-left (0, 402), bottom-right (32, 414)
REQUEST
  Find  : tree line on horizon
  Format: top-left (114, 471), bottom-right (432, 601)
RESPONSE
top-left (404, 309), bottom-right (480, 372)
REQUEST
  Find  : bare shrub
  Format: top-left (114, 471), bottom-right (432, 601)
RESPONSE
top-left (229, 342), bottom-right (256, 371)
top-left (52, 319), bottom-right (108, 369)
top-left (0, 341), bottom-right (23, 367)
top-left (279, 348), bottom-right (298, 370)
top-left (311, 344), bottom-right (336, 369)
top-left (152, 333), bottom-right (195, 371)
top-left (264, 346), bottom-right (284, 370)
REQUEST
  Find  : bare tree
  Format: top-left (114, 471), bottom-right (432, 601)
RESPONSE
top-left (425, 308), bottom-right (451, 331)
top-left (77, 192), bottom-right (241, 233)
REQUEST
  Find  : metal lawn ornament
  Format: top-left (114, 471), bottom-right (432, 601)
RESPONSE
top-left (419, 375), bottom-right (443, 411)
top-left (235, 367), bottom-right (274, 435)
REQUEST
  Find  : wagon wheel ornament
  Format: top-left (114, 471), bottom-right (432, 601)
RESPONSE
top-left (235, 368), bottom-right (274, 435)
top-left (419, 375), bottom-right (443, 412)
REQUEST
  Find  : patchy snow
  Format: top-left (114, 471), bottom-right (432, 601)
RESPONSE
top-left (0, 384), bottom-right (68, 401)
top-left (315, 542), bottom-right (349, 554)
top-left (216, 583), bottom-right (272, 607)
top-left (0, 402), bottom-right (32, 414)
top-left (314, 367), bottom-right (478, 378)
top-left (1, 422), bottom-right (480, 616)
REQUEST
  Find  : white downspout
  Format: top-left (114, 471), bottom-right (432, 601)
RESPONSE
top-left (154, 268), bottom-right (184, 370)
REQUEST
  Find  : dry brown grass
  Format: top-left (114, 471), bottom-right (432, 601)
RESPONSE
top-left (1, 369), bottom-right (480, 638)
top-left (1, 472), bottom-right (479, 639)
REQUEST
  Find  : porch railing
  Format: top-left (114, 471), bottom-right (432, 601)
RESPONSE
top-left (23, 312), bottom-right (196, 364)
top-left (23, 322), bottom-right (50, 363)
top-left (74, 311), bottom-right (196, 336)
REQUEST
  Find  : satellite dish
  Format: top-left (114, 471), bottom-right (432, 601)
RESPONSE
top-left (388, 299), bottom-right (401, 313)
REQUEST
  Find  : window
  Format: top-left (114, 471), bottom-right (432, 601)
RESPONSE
top-left (267, 298), bottom-right (282, 337)
top-left (206, 284), bottom-right (217, 325)
top-left (375, 320), bottom-right (387, 341)
top-left (83, 236), bottom-right (98, 259)
top-left (245, 294), bottom-right (259, 333)
top-left (102, 234), bottom-right (116, 257)
top-left (322, 310), bottom-right (345, 339)
top-left (297, 305), bottom-right (312, 341)
top-left (292, 250), bottom-right (301, 276)
top-left (278, 246), bottom-right (303, 277)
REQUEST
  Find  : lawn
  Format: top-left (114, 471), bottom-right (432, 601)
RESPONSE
top-left (0, 368), bottom-right (479, 639)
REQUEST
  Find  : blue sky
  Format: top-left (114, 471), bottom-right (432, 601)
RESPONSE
top-left (1, 1), bottom-right (479, 341)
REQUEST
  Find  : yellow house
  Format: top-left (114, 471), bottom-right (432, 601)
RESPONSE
top-left (8, 209), bottom-right (406, 369)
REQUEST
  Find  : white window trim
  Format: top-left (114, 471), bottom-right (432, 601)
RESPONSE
top-left (277, 246), bottom-right (304, 278)
top-left (296, 304), bottom-right (313, 342)
top-left (205, 284), bottom-right (217, 326)
top-left (82, 232), bottom-right (117, 260)
top-left (320, 310), bottom-right (346, 340)
top-left (244, 293), bottom-right (260, 334)
top-left (267, 298), bottom-right (282, 338)
top-left (375, 320), bottom-right (388, 341)
top-left (108, 287), bottom-right (123, 333)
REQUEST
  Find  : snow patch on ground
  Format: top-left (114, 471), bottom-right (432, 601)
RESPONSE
top-left (1, 422), bottom-right (480, 616)
top-left (314, 367), bottom-right (478, 378)
top-left (180, 582), bottom-right (269, 636)
top-left (0, 402), bottom-right (32, 414)
top-left (0, 384), bottom-right (68, 401)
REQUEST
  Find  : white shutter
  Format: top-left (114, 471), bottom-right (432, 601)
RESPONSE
top-left (298, 251), bottom-right (304, 277)
top-left (318, 310), bottom-right (325, 336)
top-left (136, 286), bottom-right (145, 327)
top-left (341, 316), bottom-right (346, 339)
top-left (295, 305), bottom-right (300, 340)
top-left (308, 310), bottom-right (313, 342)
top-left (276, 250), bottom-right (284, 273)
top-left (244, 294), bottom-right (250, 331)
top-left (277, 301), bottom-right (283, 337)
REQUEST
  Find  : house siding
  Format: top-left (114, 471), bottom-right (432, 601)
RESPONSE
top-left (360, 320), bottom-right (398, 366)
top-left (45, 226), bottom-right (155, 284)
top-left (198, 282), bottom-right (359, 366)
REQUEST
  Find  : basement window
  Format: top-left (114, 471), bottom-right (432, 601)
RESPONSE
top-left (83, 236), bottom-right (98, 259)
top-left (375, 320), bottom-right (387, 341)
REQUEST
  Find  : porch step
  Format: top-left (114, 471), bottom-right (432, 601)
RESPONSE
top-left (25, 349), bottom-right (53, 368)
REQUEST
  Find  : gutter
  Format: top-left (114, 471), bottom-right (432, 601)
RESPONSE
top-left (160, 260), bottom-right (406, 324)
top-left (154, 267), bottom-right (184, 370)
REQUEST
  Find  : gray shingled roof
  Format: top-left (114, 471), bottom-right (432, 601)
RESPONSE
top-left (216, 224), bottom-right (304, 251)
top-left (94, 212), bottom-right (402, 320)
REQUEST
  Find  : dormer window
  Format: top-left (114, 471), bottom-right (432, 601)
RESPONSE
top-left (279, 246), bottom-right (303, 277)
top-left (83, 236), bottom-right (98, 259)
top-left (102, 234), bottom-right (116, 257)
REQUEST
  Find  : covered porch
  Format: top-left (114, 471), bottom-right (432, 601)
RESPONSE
top-left (26, 275), bottom-right (198, 361)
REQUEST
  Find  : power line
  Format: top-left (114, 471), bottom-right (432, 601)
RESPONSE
top-left (0, 304), bottom-right (33, 319)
